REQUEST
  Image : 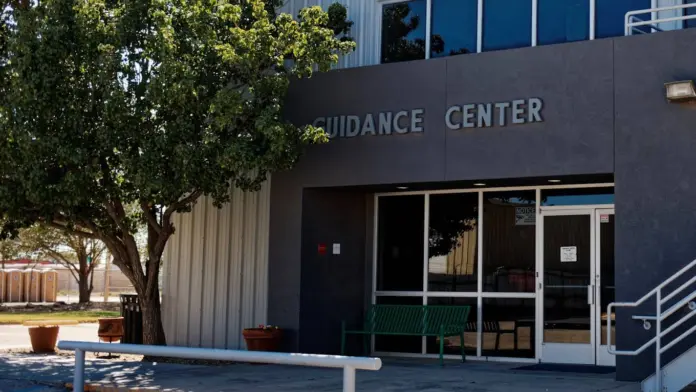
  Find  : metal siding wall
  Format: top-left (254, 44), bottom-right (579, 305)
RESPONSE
top-left (175, 209), bottom-right (193, 344)
top-left (201, 197), bottom-right (218, 348)
top-left (188, 200), bottom-right (206, 346)
top-left (254, 181), bottom-right (271, 326)
top-left (278, 0), bottom-right (378, 69)
top-left (162, 181), bottom-right (271, 349)
top-left (227, 187), bottom-right (245, 348)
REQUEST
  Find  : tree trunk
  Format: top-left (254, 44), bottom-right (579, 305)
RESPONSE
top-left (140, 291), bottom-right (166, 345)
top-left (78, 275), bottom-right (92, 303)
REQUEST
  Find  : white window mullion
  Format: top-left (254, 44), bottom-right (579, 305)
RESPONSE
top-left (423, 194), bottom-right (430, 294)
top-left (476, 191), bottom-right (483, 358)
top-left (534, 188), bottom-right (542, 361)
top-left (425, 0), bottom-right (432, 59)
top-left (422, 194), bottom-right (430, 354)
top-left (477, 0), bottom-right (484, 52)
top-left (532, 0), bottom-right (538, 46)
top-left (590, 0), bottom-right (596, 39)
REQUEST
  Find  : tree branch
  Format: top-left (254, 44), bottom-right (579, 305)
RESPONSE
top-left (47, 221), bottom-right (98, 240)
top-left (105, 202), bottom-right (130, 235)
top-left (140, 201), bottom-right (162, 235)
top-left (164, 190), bottom-right (202, 227)
top-left (45, 249), bottom-right (80, 283)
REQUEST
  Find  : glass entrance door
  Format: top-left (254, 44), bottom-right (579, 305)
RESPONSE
top-left (539, 208), bottom-right (616, 366)
top-left (595, 208), bottom-right (615, 366)
top-left (540, 210), bottom-right (595, 364)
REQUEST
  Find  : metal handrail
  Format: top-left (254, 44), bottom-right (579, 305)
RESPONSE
top-left (625, 3), bottom-right (696, 36)
top-left (58, 341), bottom-right (382, 392)
top-left (607, 258), bottom-right (696, 392)
top-left (632, 290), bottom-right (696, 327)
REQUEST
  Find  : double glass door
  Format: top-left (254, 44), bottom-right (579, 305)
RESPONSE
top-left (539, 208), bottom-right (615, 366)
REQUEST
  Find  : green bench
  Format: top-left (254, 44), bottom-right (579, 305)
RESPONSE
top-left (341, 304), bottom-right (471, 366)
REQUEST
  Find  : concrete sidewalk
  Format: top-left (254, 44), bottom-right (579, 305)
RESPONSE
top-left (0, 324), bottom-right (99, 350)
top-left (0, 352), bottom-right (640, 392)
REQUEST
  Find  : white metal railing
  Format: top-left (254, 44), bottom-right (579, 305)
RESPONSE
top-left (607, 258), bottom-right (696, 392)
top-left (58, 341), bottom-right (382, 392)
top-left (625, 3), bottom-right (696, 36)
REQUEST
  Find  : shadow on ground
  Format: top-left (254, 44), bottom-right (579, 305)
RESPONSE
top-left (0, 353), bottom-right (641, 392)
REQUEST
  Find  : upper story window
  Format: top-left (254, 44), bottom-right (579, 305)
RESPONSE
top-left (482, 0), bottom-right (532, 51)
top-left (431, 0), bottom-right (478, 58)
top-left (596, 0), bottom-right (651, 38)
top-left (685, 0), bottom-right (696, 28)
top-left (538, 0), bottom-right (590, 45)
top-left (380, 0), bottom-right (427, 64)
top-left (379, 0), bottom-right (656, 65)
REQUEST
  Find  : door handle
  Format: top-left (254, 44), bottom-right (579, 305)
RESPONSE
top-left (587, 285), bottom-right (595, 305)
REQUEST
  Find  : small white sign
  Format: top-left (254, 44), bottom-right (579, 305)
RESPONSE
top-left (560, 246), bottom-right (577, 263)
top-left (332, 243), bottom-right (341, 255)
top-left (600, 214), bottom-right (610, 223)
top-left (515, 207), bottom-right (536, 226)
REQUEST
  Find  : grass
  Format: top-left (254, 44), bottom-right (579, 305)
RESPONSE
top-left (0, 310), bottom-right (120, 325)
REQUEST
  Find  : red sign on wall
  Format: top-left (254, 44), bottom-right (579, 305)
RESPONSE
top-left (318, 244), bottom-right (327, 256)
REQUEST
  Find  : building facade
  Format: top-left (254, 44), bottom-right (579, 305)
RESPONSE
top-left (163, 0), bottom-right (696, 384)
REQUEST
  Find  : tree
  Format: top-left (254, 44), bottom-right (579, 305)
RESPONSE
top-left (0, 232), bottom-right (22, 269)
top-left (14, 225), bottom-right (107, 303)
top-left (0, 0), bottom-right (355, 345)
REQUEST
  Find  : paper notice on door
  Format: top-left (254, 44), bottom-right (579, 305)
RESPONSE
top-left (515, 207), bottom-right (536, 226)
top-left (560, 246), bottom-right (577, 263)
top-left (600, 214), bottom-right (610, 223)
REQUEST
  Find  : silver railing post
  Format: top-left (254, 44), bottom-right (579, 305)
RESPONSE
top-left (343, 366), bottom-right (356, 392)
top-left (625, 13), bottom-right (631, 36)
top-left (58, 341), bottom-right (381, 391)
top-left (74, 348), bottom-right (85, 392)
top-left (655, 289), bottom-right (662, 392)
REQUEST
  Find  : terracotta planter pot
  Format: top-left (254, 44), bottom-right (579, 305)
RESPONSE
top-left (242, 328), bottom-right (283, 352)
top-left (98, 317), bottom-right (124, 343)
top-left (28, 326), bottom-right (59, 353)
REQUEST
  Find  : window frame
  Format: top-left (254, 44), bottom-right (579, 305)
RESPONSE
top-left (372, 182), bottom-right (615, 360)
top-left (376, 0), bottom-right (660, 64)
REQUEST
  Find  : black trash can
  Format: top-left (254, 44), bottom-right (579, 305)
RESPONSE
top-left (120, 294), bottom-right (143, 344)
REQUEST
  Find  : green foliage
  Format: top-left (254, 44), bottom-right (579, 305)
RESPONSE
top-left (0, 0), bottom-right (354, 341)
top-left (327, 2), bottom-right (353, 41)
top-left (0, 0), bottom-right (354, 231)
top-left (0, 0), bottom-right (353, 241)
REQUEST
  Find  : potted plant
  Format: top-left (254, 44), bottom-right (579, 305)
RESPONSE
top-left (97, 317), bottom-right (124, 343)
top-left (27, 324), bottom-right (60, 353)
top-left (242, 325), bottom-right (283, 352)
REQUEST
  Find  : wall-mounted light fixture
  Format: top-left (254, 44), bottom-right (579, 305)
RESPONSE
top-left (665, 80), bottom-right (696, 102)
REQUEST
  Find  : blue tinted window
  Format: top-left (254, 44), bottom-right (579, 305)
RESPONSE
top-left (381, 0), bottom-right (427, 64)
top-left (596, 0), bottom-right (651, 38)
top-left (483, 0), bottom-right (532, 51)
top-left (538, 0), bottom-right (590, 45)
top-left (686, 0), bottom-right (696, 29)
top-left (431, 0), bottom-right (478, 58)
top-left (541, 187), bottom-right (615, 206)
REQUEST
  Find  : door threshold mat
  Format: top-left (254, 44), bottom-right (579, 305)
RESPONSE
top-left (513, 364), bottom-right (616, 374)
